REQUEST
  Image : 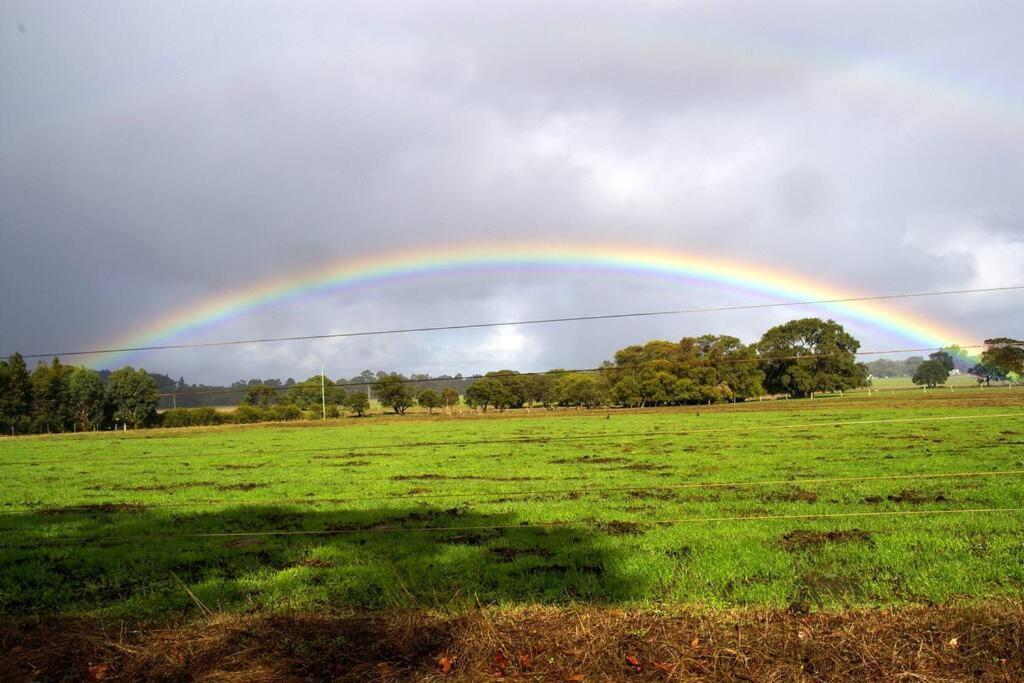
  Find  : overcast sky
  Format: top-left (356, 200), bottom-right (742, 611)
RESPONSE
top-left (1, 1), bottom-right (1021, 384)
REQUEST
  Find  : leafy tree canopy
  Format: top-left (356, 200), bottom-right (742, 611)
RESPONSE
top-left (912, 360), bottom-right (950, 388)
top-left (981, 338), bottom-right (1024, 378)
top-left (757, 318), bottom-right (868, 397)
top-left (107, 366), bottom-right (159, 427)
top-left (373, 373), bottom-right (414, 414)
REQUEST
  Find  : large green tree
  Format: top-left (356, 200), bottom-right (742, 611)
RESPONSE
top-left (343, 390), bottom-right (370, 417)
top-left (555, 373), bottom-right (604, 408)
top-left (31, 358), bottom-right (74, 433)
top-left (283, 375), bottom-right (344, 411)
top-left (757, 318), bottom-right (868, 397)
top-left (980, 338), bottom-right (1024, 379)
top-left (968, 361), bottom-right (1007, 386)
top-left (523, 373), bottom-right (556, 408)
top-left (0, 353), bottom-right (33, 435)
top-left (106, 367), bottom-right (159, 428)
top-left (440, 387), bottom-right (460, 413)
top-left (373, 373), bottom-right (414, 414)
top-left (464, 377), bottom-right (515, 412)
top-left (483, 370), bottom-right (526, 408)
top-left (68, 367), bottom-right (106, 431)
top-left (416, 389), bottom-right (441, 414)
top-left (242, 383), bottom-right (279, 408)
top-left (604, 335), bottom-right (762, 406)
top-left (688, 335), bottom-right (765, 401)
top-left (912, 360), bottom-right (950, 388)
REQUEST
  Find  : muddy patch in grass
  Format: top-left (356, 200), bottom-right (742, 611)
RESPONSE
top-left (391, 474), bottom-right (542, 482)
top-left (215, 483), bottom-right (268, 492)
top-left (326, 506), bottom-right (475, 532)
top-left (217, 463), bottom-right (265, 471)
top-left (781, 529), bottom-right (872, 552)
top-left (598, 521), bottom-right (645, 536)
top-left (627, 489), bottom-right (678, 501)
top-left (295, 558), bottom-right (334, 568)
top-left (489, 546), bottom-right (554, 562)
top-left (86, 481), bottom-right (217, 492)
top-left (442, 530), bottom-right (502, 546)
top-left (888, 489), bottom-right (947, 504)
top-left (549, 455), bottom-right (630, 465)
top-left (612, 462), bottom-right (672, 472)
top-left (224, 537), bottom-right (263, 549)
top-left (765, 488), bottom-right (819, 504)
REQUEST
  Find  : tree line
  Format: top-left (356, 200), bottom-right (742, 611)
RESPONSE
top-left (0, 358), bottom-right (161, 435)
top-left (458, 318), bottom-right (868, 412)
top-left (2, 322), bottom-right (1020, 434)
top-left (142, 371), bottom-right (478, 409)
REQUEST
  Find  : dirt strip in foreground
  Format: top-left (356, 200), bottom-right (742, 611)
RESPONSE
top-left (2, 604), bottom-right (1022, 681)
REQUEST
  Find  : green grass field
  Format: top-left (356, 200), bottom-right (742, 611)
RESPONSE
top-left (2, 390), bottom-right (1022, 620)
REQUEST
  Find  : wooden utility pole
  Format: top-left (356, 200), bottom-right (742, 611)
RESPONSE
top-left (321, 365), bottom-right (327, 419)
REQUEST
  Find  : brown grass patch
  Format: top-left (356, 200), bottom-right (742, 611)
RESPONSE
top-left (615, 463), bottom-right (672, 472)
top-left (391, 474), bottom-right (542, 482)
top-left (2, 604), bottom-right (1022, 681)
top-left (888, 489), bottom-right (948, 504)
top-left (766, 487), bottom-right (819, 504)
top-left (214, 482), bottom-right (268, 492)
top-left (87, 481), bottom-right (217, 492)
top-left (781, 529), bottom-right (872, 552)
top-left (599, 521), bottom-right (644, 536)
top-left (549, 455), bottom-right (631, 464)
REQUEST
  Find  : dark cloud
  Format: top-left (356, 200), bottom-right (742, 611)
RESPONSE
top-left (1, 1), bottom-right (1021, 383)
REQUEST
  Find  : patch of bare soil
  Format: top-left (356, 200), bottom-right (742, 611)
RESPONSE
top-left (627, 489), bottom-right (678, 501)
top-left (87, 481), bottom-right (217, 492)
top-left (766, 487), bottom-right (819, 503)
top-left (295, 558), bottom-right (334, 568)
top-left (549, 455), bottom-right (631, 464)
top-left (598, 521), bottom-right (644, 536)
top-left (781, 529), bottom-right (872, 552)
top-left (390, 474), bottom-right (542, 482)
top-left (213, 482), bottom-right (268, 492)
top-left (614, 463), bottom-right (672, 472)
top-left (2, 604), bottom-right (1021, 681)
top-left (489, 546), bottom-right (554, 562)
top-left (888, 489), bottom-right (948, 504)
top-left (326, 507), bottom-right (476, 532)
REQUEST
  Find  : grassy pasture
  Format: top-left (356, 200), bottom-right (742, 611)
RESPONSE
top-left (1, 391), bottom-right (1022, 619)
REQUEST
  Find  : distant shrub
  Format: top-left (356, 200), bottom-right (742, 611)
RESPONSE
top-left (268, 404), bottom-right (302, 422)
top-left (233, 405), bottom-right (267, 424)
top-left (324, 404), bottom-right (341, 419)
top-left (162, 407), bottom-right (222, 428)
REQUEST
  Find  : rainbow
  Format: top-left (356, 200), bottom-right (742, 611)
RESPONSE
top-left (90, 243), bottom-right (976, 368)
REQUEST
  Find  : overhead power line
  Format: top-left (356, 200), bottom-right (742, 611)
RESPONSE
top-left (15, 285), bottom-right (1022, 359)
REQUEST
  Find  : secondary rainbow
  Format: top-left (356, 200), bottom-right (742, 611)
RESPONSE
top-left (89, 243), bottom-right (975, 368)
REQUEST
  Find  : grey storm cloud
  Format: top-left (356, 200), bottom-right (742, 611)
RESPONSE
top-left (1, 0), bottom-right (1021, 384)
